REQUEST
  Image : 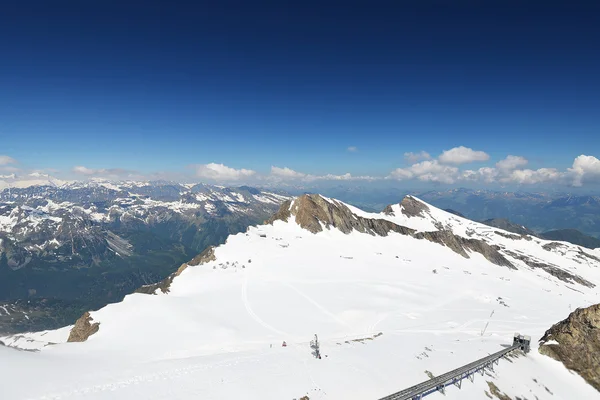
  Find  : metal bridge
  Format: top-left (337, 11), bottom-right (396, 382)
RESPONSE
top-left (379, 333), bottom-right (531, 400)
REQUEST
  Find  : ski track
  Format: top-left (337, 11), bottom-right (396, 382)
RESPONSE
top-left (279, 280), bottom-right (352, 329)
top-left (241, 270), bottom-right (290, 337)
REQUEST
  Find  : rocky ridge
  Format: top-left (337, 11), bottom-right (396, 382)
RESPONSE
top-left (67, 312), bottom-right (100, 343)
top-left (539, 303), bottom-right (600, 392)
top-left (269, 195), bottom-right (514, 268)
top-left (136, 246), bottom-right (217, 294)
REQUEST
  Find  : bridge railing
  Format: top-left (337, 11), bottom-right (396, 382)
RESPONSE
top-left (378, 333), bottom-right (530, 400)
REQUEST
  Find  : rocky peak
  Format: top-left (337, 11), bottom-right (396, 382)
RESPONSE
top-left (539, 303), bottom-right (600, 392)
top-left (267, 194), bottom-right (514, 268)
top-left (267, 194), bottom-right (413, 236)
top-left (136, 245), bottom-right (217, 295)
top-left (67, 312), bottom-right (100, 343)
top-left (383, 195), bottom-right (431, 218)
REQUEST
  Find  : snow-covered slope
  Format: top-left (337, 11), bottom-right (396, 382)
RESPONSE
top-left (1, 195), bottom-right (599, 400)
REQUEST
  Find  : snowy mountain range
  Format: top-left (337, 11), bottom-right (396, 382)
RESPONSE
top-left (1, 194), bottom-right (599, 399)
top-left (0, 181), bottom-right (288, 333)
top-left (307, 186), bottom-right (600, 239)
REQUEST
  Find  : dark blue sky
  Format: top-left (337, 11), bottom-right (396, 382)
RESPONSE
top-left (1, 1), bottom-right (599, 186)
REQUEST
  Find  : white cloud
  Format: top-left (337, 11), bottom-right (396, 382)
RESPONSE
top-left (73, 166), bottom-right (97, 175)
top-left (390, 160), bottom-right (459, 184)
top-left (504, 168), bottom-right (562, 185)
top-left (568, 155), bottom-right (600, 187)
top-left (270, 166), bottom-right (376, 182)
top-left (438, 146), bottom-right (490, 165)
top-left (0, 155), bottom-right (16, 165)
top-left (495, 155), bottom-right (528, 171)
top-left (403, 151), bottom-right (431, 164)
top-left (270, 166), bottom-right (307, 179)
top-left (347, 146), bottom-right (358, 152)
top-left (72, 166), bottom-right (137, 179)
top-left (195, 163), bottom-right (256, 181)
top-left (0, 166), bottom-right (19, 173)
top-left (461, 167), bottom-right (497, 183)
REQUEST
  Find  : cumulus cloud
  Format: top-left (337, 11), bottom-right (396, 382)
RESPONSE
top-left (461, 167), bottom-right (497, 183)
top-left (271, 166), bottom-right (307, 179)
top-left (73, 166), bottom-right (98, 175)
top-left (347, 146), bottom-right (358, 152)
top-left (462, 155), bottom-right (529, 183)
top-left (404, 151), bottom-right (431, 164)
top-left (72, 166), bottom-right (137, 178)
top-left (438, 146), bottom-right (490, 165)
top-left (270, 166), bottom-right (376, 182)
top-left (0, 155), bottom-right (16, 165)
top-left (195, 163), bottom-right (256, 181)
top-left (568, 155), bottom-right (600, 187)
top-left (505, 168), bottom-right (562, 185)
top-left (390, 160), bottom-right (459, 184)
top-left (495, 155), bottom-right (528, 171)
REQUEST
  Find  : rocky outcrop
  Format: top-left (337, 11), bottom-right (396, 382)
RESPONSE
top-left (266, 199), bottom-right (292, 224)
top-left (188, 246), bottom-right (217, 266)
top-left (268, 194), bottom-right (415, 237)
top-left (539, 304), bottom-right (600, 392)
top-left (416, 230), bottom-right (516, 269)
top-left (384, 196), bottom-right (430, 218)
top-left (136, 246), bottom-right (216, 295)
top-left (482, 218), bottom-right (537, 237)
top-left (542, 242), bottom-right (564, 252)
top-left (268, 195), bottom-right (514, 268)
top-left (67, 312), bottom-right (99, 342)
top-left (503, 249), bottom-right (594, 288)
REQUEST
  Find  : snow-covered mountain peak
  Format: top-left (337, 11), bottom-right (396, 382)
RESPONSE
top-left (265, 194), bottom-right (598, 288)
top-left (2, 193), bottom-right (600, 400)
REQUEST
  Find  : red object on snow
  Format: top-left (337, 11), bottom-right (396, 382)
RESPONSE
top-left (282, 341), bottom-right (287, 347)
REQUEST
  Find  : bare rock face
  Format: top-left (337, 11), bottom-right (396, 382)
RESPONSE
top-left (136, 246), bottom-right (216, 295)
top-left (415, 230), bottom-right (515, 269)
top-left (266, 199), bottom-right (292, 224)
top-left (268, 194), bottom-right (514, 268)
top-left (269, 194), bottom-right (415, 237)
top-left (67, 312), bottom-right (100, 342)
top-left (188, 246), bottom-right (217, 266)
top-left (503, 249), bottom-right (594, 288)
top-left (399, 195), bottom-right (430, 217)
top-left (539, 304), bottom-right (600, 392)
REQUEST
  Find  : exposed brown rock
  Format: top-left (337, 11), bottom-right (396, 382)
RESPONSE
top-left (67, 312), bottom-right (99, 342)
top-left (382, 204), bottom-right (395, 216)
top-left (486, 381), bottom-right (513, 400)
top-left (265, 199), bottom-right (292, 224)
top-left (539, 303), bottom-right (600, 392)
top-left (188, 246), bottom-right (217, 266)
top-left (399, 196), bottom-right (430, 218)
top-left (268, 194), bottom-right (515, 269)
top-left (136, 246), bottom-right (217, 295)
top-left (416, 230), bottom-right (516, 269)
top-left (268, 194), bottom-right (415, 236)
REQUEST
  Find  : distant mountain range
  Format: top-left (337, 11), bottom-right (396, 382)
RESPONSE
top-left (307, 187), bottom-right (600, 240)
top-left (3, 183), bottom-right (600, 334)
top-left (481, 219), bottom-right (600, 249)
top-left (3, 194), bottom-right (599, 398)
top-left (0, 181), bottom-right (288, 334)
top-left (416, 189), bottom-right (600, 239)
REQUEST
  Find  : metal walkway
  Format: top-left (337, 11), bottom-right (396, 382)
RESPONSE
top-left (379, 333), bottom-right (531, 400)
